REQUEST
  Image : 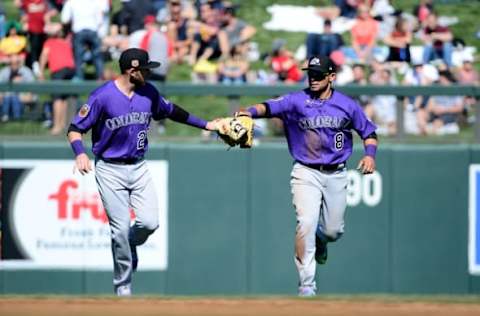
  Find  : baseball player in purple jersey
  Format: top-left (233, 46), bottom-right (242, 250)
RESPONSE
top-left (241, 56), bottom-right (378, 296)
top-left (67, 48), bottom-right (218, 296)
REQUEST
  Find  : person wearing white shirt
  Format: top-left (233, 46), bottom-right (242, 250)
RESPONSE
top-left (61, 0), bottom-right (109, 79)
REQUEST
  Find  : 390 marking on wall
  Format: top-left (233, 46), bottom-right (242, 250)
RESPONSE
top-left (347, 170), bottom-right (382, 207)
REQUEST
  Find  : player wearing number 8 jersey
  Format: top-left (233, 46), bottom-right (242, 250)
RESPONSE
top-left (240, 56), bottom-right (378, 297)
top-left (67, 48), bottom-right (218, 296)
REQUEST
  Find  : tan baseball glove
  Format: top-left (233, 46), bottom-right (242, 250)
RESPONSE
top-left (216, 112), bottom-right (254, 148)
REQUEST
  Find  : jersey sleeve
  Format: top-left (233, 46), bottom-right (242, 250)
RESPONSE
top-left (70, 93), bottom-right (102, 133)
top-left (264, 94), bottom-right (293, 117)
top-left (351, 101), bottom-right (377, 139)
top-left (151, 88), bottom-right (174, 120)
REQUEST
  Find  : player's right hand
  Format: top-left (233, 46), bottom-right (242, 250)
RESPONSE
top-left (74, 153), bottom-right (92, 175)
top-left (357, 156), bottom-right (376, 174)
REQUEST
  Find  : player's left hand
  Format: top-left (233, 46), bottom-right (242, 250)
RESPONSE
top-left (357, 156), bottom-right (376, 174)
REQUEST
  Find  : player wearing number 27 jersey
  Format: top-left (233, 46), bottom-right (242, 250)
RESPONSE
top-left (241, 56), bottom-right (378, 297)
top-left (71, 80), bottom-right (173, 158)
top-left (68, 48), bottom-right (218, 296)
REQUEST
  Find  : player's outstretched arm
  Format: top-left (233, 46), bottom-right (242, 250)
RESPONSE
top-left (238, 103), bottom-right (268, 118)
top-left (166, 103), bottom-right (220, 131)
top-left (356, 137), bottom-right (377, 174)
top-left (67, 130), bottom-right (92, 175)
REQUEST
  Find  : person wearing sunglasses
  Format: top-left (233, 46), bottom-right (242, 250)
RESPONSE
top-left (233, 55), bottom-right (378, 297)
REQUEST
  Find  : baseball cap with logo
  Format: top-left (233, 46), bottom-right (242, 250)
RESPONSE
top-left (302, 56), bottom-right (336, 74)
top-left (119, 48), bottom-right (161, 73)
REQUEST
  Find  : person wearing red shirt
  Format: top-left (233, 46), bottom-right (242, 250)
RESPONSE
top-left (18, 0), bottom-right (56, 71)
top-left (38, 23), bottom-right (75, 135)
top-left (269, 39), bottom-right (303, 84)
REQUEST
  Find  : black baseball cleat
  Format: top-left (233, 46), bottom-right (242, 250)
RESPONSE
top-left (131, 244), bottom-right (138, 272)
top-left (315, 235), bottom-right (328, 265)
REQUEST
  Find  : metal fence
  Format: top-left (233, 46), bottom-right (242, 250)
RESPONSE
top-left (1, 81), bottom-right (479, 141)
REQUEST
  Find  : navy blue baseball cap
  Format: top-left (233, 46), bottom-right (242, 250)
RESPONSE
top-left (119, 48), bottom-right (161, 73)
top-left (302, 56), bottom-right (336, 73)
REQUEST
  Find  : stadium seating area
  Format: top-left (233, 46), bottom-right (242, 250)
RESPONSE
top-left (0, 0), bottom-right (478, 137)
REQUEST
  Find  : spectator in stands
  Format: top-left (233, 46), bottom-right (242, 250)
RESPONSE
top-left (365, 68), bottom-right (398, 136)
top-left (383, 16), bottom-right (412, 66)
top-left (455, 58), bottom-right (479, 120)
top-left (350, 4), bottom-right (379, 64)
top-left (166, 0), bottom-right (194, 64)
top-left (218, 2), bottom-right (256, 59)
top-left (16, 0), bottom-right (56, 74)
top-left (117, 0), bottom-right (156, 34)
top-left (305, 19), bottom-right (344, 59)
top-left (402, 62), bottom-right (439, 134)
top-left (189, 2), bottom-right (222, 82)
top-left (351, 63), bottom-right (370, 107)
top-left (368, 58), bottom-right (386, 84)
top-left (38, 23), bottom-right (75, 135)
top-left (456, 59), bottom-right (479, 86)
top-left (218, 45), bottom-right (249, 85)
top-left (204, 0), bottom-right (224, 26)
top-left (195, 0), bottom-right (221, 28)
top-left (0, 21), bottom-right (27, 63)
top-left (413, 0), bottom-right (433, 30)
top-left (129, 15), bottom-right (169, 82)
top-left (422, 70), bottom-right (464, 135)
top-left (61, 0), bottom-right (108, 80)
top-left (421, 12), bottom-right (453, 68)
top-left (189, 2), bottom-right (222, 65)
top-left (352, 64), bottom-right (367, 85)
top-left (268, 38), bottom-right (303, 84)
top-left (0, 54), bottom-right (36, 122)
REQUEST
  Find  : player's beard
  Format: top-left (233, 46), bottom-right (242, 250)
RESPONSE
top-left (129, 70), bottom-right (149, 87)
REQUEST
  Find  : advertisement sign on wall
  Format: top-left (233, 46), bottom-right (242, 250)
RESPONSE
top-left (0, 160), bottom-right (168, 271)
top-left (469, 164), bottom-right (480, 275)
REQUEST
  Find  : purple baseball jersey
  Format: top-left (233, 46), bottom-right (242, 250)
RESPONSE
top-left (71, 81), bottom-right (173, 159)
top-left (264, 89), bottom-right (377, 165)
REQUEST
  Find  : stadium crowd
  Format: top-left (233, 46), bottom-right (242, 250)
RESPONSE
top-left (0, 0), bottom-right (478, 137)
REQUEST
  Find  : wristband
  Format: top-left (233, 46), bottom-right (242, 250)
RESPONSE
top-left (71, 140), bottom-right (86, 157)
top-left (186, 114), bottom-right (207, 129)
top-left (247, 107), bottom-right (258, 118)
top-left (365, 144), bottom-right (377, 158)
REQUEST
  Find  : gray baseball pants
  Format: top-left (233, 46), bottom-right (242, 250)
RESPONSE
top-left (290, 163), bottom-right (348, 292)
top-left (95, 159), bottom-right (159, 293)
